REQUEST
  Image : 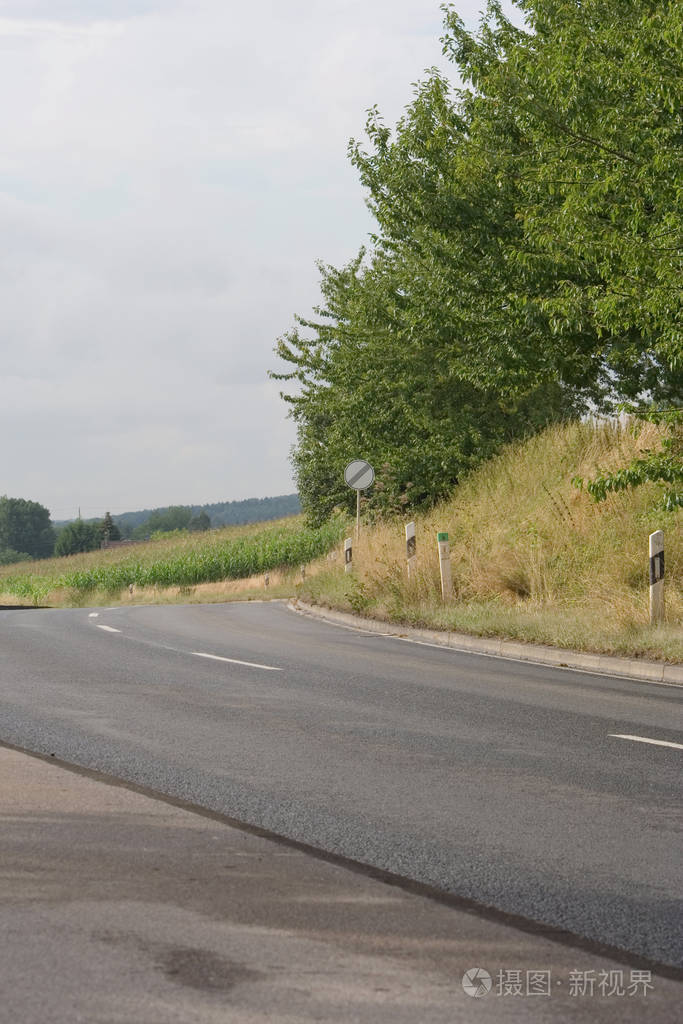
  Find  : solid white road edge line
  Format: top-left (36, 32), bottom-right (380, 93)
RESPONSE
top-left (609, 733), bottom-right (683, 751)
top-left (96, 624), bottom-right (121, 633)
top-left (192, 652), bottom-right (282, 672)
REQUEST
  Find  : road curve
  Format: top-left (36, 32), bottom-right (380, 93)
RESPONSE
top-left (1, 601), bottom-right (681, 967)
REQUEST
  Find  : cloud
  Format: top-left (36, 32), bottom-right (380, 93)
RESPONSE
top-left (0, 1), bottom-right (169, 21)
top-left (0, 0), bottom-right (497, 515)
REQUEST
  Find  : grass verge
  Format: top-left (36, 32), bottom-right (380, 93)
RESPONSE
top-left (299, 420), bottom-right (682, 663)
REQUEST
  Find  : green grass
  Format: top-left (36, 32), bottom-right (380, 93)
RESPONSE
top-left (0, 515), bottom-right (346, 606)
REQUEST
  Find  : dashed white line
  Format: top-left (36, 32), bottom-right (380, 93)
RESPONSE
top-left (96, 624), bottom-right (121, 634)
top-left (193, 652), bottom-right (281, 672)
top-left (88, 613), bottom-right (99, 618)
top-left (609, 733), bottom-right (683, 751)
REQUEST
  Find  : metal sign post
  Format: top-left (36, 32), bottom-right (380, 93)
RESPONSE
top-left (344, 460), bottom-right (375, 541)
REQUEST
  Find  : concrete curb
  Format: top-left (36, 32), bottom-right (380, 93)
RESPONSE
top-left (290, 600), bottom-right (683, 686)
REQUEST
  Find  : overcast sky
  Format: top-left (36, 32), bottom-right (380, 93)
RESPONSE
top-left (1, 0), bottom-right (510, 519)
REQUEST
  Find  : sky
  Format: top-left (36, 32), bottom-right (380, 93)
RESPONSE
top-left (0, 0), bottom-right (511, 519)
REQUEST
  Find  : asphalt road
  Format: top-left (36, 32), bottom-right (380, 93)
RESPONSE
top-left (1, 600), bottom-right (681, 968)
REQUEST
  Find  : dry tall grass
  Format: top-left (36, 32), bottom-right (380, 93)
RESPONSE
top-left (302, 420), bottom-right (682, 661)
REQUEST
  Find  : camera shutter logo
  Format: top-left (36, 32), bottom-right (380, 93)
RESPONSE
top-left (462, 967), bottom-right (492, 998)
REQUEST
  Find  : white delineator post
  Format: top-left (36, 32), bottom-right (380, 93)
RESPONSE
top-left (405, 521), bottom-right (416, 578)
top-left (649, 530), bottom-right (665, 624)
top-left (344, 537), bottom-right (353, 574)
top-left (437, 531), bottom-right (453, 600)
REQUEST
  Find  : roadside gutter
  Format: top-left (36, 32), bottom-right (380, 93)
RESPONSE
top-left (291, 600), bottom-right (683, 686)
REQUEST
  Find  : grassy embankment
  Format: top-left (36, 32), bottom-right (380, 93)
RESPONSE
top-left (0, 516), bottom-right (345, 608)
top-left (300, 420), bottom-right (682, 662)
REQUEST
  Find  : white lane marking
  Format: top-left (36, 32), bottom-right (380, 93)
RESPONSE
top-left (193, 652), bottom-right (281, 672)
top-left (88, 613), bottom-right (99, 618)
top-left (96, 624), bottom-right (121, 634)
top-left (609, 733), bottom-right (683, 751)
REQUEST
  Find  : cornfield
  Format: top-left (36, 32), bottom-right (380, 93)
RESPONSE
top-left (0, 516), bottom-right (346, 604)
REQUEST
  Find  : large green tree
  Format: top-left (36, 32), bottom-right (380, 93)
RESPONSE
top-left (0, 496), bottom-right (54, 559)
top-left (273, 0), bottom-right (681, 522)
top-left (275, 248), bottom-right (576, 522)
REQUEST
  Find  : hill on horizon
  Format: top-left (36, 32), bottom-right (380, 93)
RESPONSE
top-left (53, 493), bottom-right (301, 534)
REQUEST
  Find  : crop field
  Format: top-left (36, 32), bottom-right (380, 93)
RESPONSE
top-left (0, 515), bottom-right (346, 606)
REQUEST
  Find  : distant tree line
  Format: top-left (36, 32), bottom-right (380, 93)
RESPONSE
top-left (112, 494), bottom-right (300, 538)
top-left (124, 506), bottom-right (211, 539)
top-left (271, 0), bottom-right (682, 523)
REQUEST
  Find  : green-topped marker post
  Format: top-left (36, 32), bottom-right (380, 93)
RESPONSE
top-left (437, 531), bottom-right (453, 600)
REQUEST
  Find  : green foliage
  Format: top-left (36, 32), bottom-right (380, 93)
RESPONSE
top-left (131, 506), bottom-right (192, 539)
top-left (0, 496), bottom-right (54, 559)
top-left (199, 494), bottom-right (300, 527)
top-left (274, 251), bottom-right (575, 524)
top-left (99, 511), bottom-right (121, 542)
top-left (346, 576), bottom-right (370, 614)
top-left (0, 516), bottom-right (347, 601)
top-left (188, 510), bottom-right (211, 532)
top-left (0, 548), bottom-right (32, 566)
top-left (149, 528), bottom-right (188, 542)
top-left (574, 408), bottom-right (683, 510)
top-left (272, 0), bottom-right (682, 522)
top-left (55, 520), bottom-right (102, 557)
top-left (441, 0), bottom-right (682, 397)
top-left (113, 495), bottom-right (300, 537)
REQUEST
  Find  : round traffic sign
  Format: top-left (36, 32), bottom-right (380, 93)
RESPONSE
top-left (344, 460), bottom-right (375, 490)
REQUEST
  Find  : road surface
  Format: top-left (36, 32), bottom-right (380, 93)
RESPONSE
top-left (1, 600), bottom-right (681, 969)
